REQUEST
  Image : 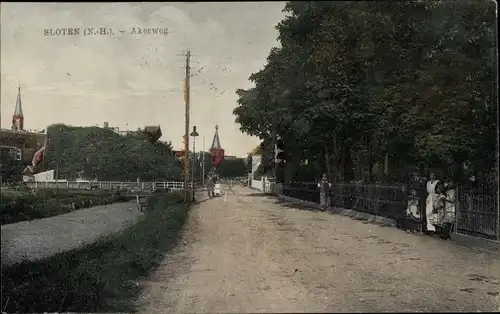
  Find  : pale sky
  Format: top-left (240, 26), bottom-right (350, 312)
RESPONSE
top-left (0, 2), bottom-right (287, 157)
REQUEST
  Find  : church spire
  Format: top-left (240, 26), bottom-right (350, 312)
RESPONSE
top-left (12, 87), bottom-right (24, 131)
top-left (210, 125), bottom-right (221, 150)
top-left (209, 125), bottom-right (225, 169)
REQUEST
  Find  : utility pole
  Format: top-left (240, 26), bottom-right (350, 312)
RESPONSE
top-left (183, 50), bottom-right (191, 202)
top-left (493, 19), bottom-right (499, 242)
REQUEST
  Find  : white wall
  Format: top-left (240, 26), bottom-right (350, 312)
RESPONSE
top-left (251, 155), bottom-right (261, 176)
top-left (22, 175), bottom-right (34, 182)
top-left (251, 179), bottom-right (262, 191)
top-left (33, 169), bottom-right (54, 182)
top-left (251, 177), bottom-right (273, 193)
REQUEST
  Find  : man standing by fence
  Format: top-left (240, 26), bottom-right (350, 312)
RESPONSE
top-left (317, 173), bottom-right (332, 211)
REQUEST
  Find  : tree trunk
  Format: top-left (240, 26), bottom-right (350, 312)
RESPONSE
top-left (284, 155), bottom-right (301, 183)
top-left (324, 145), bottom-right (332, 181)
top-left (328, 137), bottom-right (341, 183)
top-left (383, 152), bottom-right (389, 182)
top-left (342, 142), bottom-right (353, 182)
top-left (367, 135), bottom-right (374, 182)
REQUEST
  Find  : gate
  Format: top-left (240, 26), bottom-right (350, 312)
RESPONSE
top-left (455, 184), bottom-right (499, 242)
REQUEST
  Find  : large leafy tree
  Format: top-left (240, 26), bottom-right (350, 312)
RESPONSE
top-left (44, 124), bottom-right (182, 181)
top-left (0, 148), bottom-right (23, 183)
top-left (217, 158), bottom-right (248, 178)
top-left (234, 0), bottom-right (497, 184)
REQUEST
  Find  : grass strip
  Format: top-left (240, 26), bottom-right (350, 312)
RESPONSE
top-left (1, 192), bottom-right (189, 313)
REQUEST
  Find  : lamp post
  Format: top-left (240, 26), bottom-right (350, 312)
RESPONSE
top-left (190, 126), bottom-right (199, 200)
top-left (202, 136), bottom-right (205, 186)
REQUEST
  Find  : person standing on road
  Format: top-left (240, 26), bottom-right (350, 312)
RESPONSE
top-left (317, 173), bottom-right (332, 211)
top-left (212, 167), bottom-right (220, 196)
top-left (206, 170), bottom-right (215, 198)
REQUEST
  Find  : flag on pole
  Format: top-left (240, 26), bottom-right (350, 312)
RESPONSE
top-left (32, 134), bottom-right (48, 167)
top-left (32, 146), bottom-right (45, 167)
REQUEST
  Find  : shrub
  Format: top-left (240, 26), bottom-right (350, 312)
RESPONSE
top-left (1, 189), bottom-right (136, 225)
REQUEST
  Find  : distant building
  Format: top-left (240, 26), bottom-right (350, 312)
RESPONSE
top-left (21, 166), bottom-right (35, 182)
top-left (209, 125), bottom-right (225, 168)
top-left (103, 122), bottom-right (122, 134)
top-left (1, 87), bottom-right (47, 170)
top-left (12, 87), bottom-right (24, 131)
top-left (248, 144), bottom-right (262, 177)
top-left (118, 130), bottom-right (131, 136)
top-left (33, 169), bottom-right (55, 182)
top-left (143, 125), bottom-right (162, 143)
top-left (102, 122), bottom-right (161, 141)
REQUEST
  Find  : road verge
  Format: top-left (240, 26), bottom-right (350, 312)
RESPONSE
top-left (1, 188), bottom-right (134, 225)
top-left (277, 194), bottom-right (396, 226)
top-left (1, 192), bottom-right (190, 313)
top-left (276, 194), bottom-right (500, 253)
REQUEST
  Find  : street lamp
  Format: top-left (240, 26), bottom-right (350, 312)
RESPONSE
top-left (190, 126), bottom-right (199, 199)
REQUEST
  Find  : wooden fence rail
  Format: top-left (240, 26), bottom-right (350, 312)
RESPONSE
top-left (25, 181), bottom-right (191, 191)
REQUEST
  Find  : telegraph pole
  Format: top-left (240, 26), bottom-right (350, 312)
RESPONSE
top-left (183, 50), bottom-right (191, 202)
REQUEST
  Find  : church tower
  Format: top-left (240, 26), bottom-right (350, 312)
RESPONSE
top-left (210, 125), bottom-right (225, 168)
top-left (12, 87), bottom-right (24, 131)
top-left (210, 125), bottom-right (221, 150)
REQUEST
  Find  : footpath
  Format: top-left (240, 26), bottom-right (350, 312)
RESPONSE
top-left (1, 201), bottom-right (143, 266)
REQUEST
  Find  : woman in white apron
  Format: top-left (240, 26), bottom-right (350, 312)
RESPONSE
top-left (425, 173), bottom-right (440, 232)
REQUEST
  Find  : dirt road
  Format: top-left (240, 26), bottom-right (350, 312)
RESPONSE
top-left (138, 186), bottom-right (500, 313)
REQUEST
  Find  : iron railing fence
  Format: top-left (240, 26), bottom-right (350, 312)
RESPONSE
top-left (456, 185), bottom-right (499, 241)
top-left (283, 182), bottom-right (408, 220)
top-left (283, 181), bottom-right (499, 242)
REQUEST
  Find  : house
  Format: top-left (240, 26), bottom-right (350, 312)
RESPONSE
top-left (248, 144), bottom-right (262, 177)
top-left (143, 125), bottom-right (162, 143)
top-left (22, 166), bottom-right (35, 182)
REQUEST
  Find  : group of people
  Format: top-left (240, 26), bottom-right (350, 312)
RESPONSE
top-left (317, 171), bottom-right (457, 239)
top-left (206, 167), bottom-right (219, 198)
top-left (403, 172), bottom-right (456, 239)
top-left (423, 172), bottom-right (456, 238)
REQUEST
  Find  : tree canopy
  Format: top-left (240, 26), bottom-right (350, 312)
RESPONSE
top-left (234, 0), bottom-right (497, 184)
top-left (194, 152), bottom-right (248, 179)
top-left (44, 124), bottom-right (183, 181)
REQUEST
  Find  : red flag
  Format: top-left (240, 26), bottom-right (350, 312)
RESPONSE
top-left (32, 146), bottom-right (45, 167)
top-left (32, 135), bottom-right (48, 167)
